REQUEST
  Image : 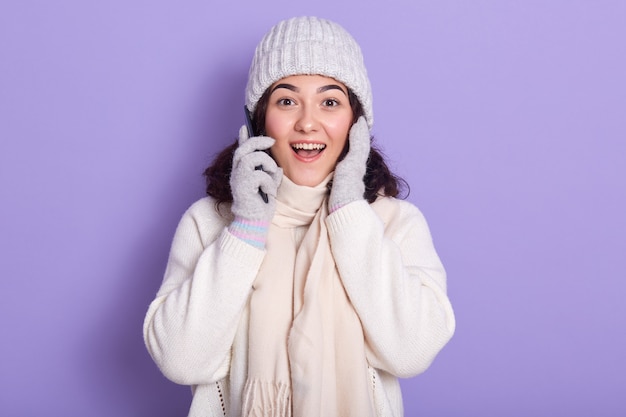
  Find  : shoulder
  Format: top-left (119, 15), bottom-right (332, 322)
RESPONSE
top-left (175, 196), bottom-right (232, 245)
top-left (371, 196), bottom-right (426, 223)
top-left (370, 196), bottom-right (435, 240)
top-left (185, 196), bottom-right (233, 221)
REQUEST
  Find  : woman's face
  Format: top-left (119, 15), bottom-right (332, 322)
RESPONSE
top-left (264, 74), bottom-right (354, 187)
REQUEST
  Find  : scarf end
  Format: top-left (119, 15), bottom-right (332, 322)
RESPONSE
top-left (242, 378), bottom-right (291, 417)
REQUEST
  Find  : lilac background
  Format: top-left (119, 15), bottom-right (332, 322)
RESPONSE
top-left (1, 1), bottom-right (624, 416)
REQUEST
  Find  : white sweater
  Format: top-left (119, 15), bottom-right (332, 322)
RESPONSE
top-left (143, 196), bottom-right (455, 417)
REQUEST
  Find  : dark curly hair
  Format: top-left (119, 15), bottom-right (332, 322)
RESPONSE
top-left (203, 88), bottom-right (408, 205)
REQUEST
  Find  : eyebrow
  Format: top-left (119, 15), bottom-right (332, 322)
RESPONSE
top-left (318, 85), bottom-right (348, 96)
top-left (270, 83), bottom-right (348, 96)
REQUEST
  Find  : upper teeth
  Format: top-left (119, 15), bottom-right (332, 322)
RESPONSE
top-left (292, 143), bottom-right (326, 150)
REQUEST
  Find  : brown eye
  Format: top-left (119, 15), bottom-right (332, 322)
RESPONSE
top-left (277, 98), bottom-right (294, 106)
top-left (323, 98), bottom-right (339, 107)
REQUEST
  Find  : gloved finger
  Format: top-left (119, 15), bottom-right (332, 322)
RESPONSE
top-left (266, 166), bottom-right (283, 188)
top-left (235, 149), bottom-right (278, 174)
top-left (234, 168), bottom-right (278, 198)
top-left (233, 136), bottom-right (275, 165)
top-left (256, 167), bottom-right (283, 197)
top-left (234, 169), bottom-right (270, 193)
top-left (238, 125), bottom-right (249, 146)
top-left (347, 116), bottom-right (371, 161)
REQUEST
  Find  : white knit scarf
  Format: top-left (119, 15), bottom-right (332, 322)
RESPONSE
top-left (242, 175), bottom-right (376, 417)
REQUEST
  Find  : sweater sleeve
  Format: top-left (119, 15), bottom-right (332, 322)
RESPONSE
top-left (143, 198), bottom-right (264, 385)
top-left (326, 198), bottom-right (455, 378)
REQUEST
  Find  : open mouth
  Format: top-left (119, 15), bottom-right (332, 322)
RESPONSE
top-left (291, 143), bottom-right (326, 158)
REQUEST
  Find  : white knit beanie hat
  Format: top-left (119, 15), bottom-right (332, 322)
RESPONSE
top-left (245, 16), bottom-right (374, 128)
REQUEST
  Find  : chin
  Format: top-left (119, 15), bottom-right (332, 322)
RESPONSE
top-left (287, 172), bottom-right (328, 187)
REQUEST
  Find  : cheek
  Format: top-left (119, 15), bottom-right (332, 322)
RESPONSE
top-left (263, 116), bottom-right (278, 139)
top-left (329, 110), bottom-right (353, 138)
top-left (330, 119), bottom-right (352, 146)
top-left (263, 109), bottom-right (291, 140)
top-left (329, 117), bottom-right (353, 161)
top-left (268, 137), bottom-right (291, 168)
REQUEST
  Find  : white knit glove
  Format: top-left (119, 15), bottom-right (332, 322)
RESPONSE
top-left (329, 116), bottom-right (370, 212)
top-left (228, 126), bottom-right (282, 248)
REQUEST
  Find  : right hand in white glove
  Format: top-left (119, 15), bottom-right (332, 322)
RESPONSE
top-left (228, 126), bottom-right (282, 248)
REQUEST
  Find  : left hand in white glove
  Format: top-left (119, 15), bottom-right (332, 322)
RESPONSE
top-left (329, 116), bottom-right (371, 212)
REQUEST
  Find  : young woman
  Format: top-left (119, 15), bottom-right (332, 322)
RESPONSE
top-left (144, 16), bottom-right (455, 417)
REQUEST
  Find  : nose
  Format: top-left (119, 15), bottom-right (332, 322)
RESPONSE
top-left (294, 106), bottom-right (318, 133)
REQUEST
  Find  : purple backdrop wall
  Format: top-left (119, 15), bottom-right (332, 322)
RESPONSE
top-left (1, 1), bottom-right (624, 416)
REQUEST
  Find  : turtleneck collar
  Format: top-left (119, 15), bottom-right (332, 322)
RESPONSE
top-left (273, 173), bottom-right (332, 227)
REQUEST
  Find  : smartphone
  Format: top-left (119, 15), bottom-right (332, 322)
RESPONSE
top-left (244, 106), bottom-right (269, 204)
top-left (244, 105), bottom-right (256, 137)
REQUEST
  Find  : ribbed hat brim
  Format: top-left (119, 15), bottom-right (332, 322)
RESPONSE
top-left (245, 17), bottom-right (373, 128)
